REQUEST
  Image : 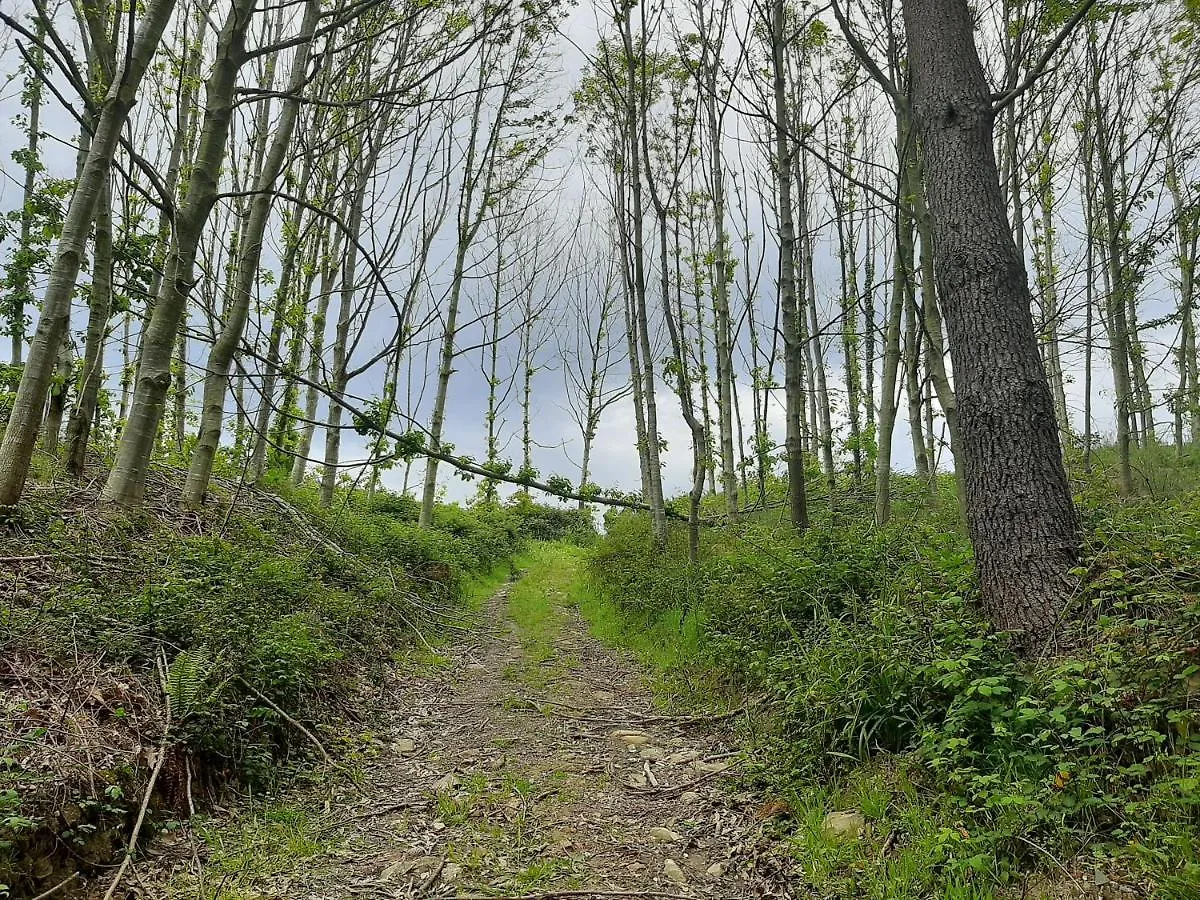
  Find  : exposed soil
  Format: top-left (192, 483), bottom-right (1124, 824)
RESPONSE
top-left (149, 580), bottom-right (799, 899)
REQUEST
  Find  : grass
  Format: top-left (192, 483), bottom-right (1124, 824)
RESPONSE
top-left (503, 543), bottom-right (584, 684)
top-left (570, 579), bottom-right (706, 673)
top-left (779, 764), bottom-right (1003, 900)
top-left (463, 556), bottom-right (528, 614)
top-left (172, 803), bottom-right (331, 899)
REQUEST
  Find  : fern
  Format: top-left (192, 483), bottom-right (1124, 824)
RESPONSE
top-left (165, 648), bottom-right (213, 721)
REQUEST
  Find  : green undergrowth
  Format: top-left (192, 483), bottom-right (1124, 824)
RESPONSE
top-left (169, 802), bottom-right (330, 899)
top-left (0, 466), bottom-right (593, 895)
top-left (503, 543), bottom-right (584, 686)
top-left (587, 464), bottom-right (1200, 898)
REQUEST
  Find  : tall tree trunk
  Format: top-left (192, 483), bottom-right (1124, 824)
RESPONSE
top-left (876, 110), bottom-right (913, 526)
top-left (770, 0), bottom-right (808, 530)
top-left (248, 196), bottom-right (316, 483)
top-left (619, 6), bottom-right (667, 545)
top-left (65, 178), bottom-right (115, 476)
top-left (42, 345), bottom-right (72, 455)
top-left (184, 0), bottom-right (321, 506)
top-left (1087, 32), bottom-right (1134, 495)
top-left (0, 0), bottom-right (178, 507)
top-left (903, 0), bottom-right (1080, 643)
top-left (102, 0), bottom-right (253, 506)
top-left (904, 277), bottom-right (931, 483)
top-left (804, 219), bottom-right (835, 502)
top-left (290, 229), bottom-right (341, 484)
top-left (7, 17), bottom-right (45, 367)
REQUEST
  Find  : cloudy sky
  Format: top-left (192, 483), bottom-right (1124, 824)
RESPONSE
top-left (0, 0), bottom-right (1179, 509)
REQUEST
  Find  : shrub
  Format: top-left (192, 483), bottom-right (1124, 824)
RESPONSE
top-left (588, 478), bottom-right (1200, 892)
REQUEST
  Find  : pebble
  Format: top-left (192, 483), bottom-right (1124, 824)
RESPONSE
top-left (649, 826), bottom-right (682, 842)
top-left (663, 858), bottom-right (688, 884)
top-left (822, 809), bottom-right (866, 840)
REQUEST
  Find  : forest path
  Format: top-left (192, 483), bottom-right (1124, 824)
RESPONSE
top-left (168, 544), bottom-right (797, 899)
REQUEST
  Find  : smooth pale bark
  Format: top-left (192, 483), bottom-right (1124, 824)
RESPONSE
top-left (904, 275), bottom-right (931, 483)
top-left (0, 0), bottom-right (178, 507)
top-left (164, 12), bottom-right (209, 450)
top-left (1031, 130), bottom-right (1070, 439)
top-left (267, 230), bottom-right (321, 474)
top-left (829, 118), bottom-right (864, 490)
top-left (419, 42), bottom-right (527, 526)
top-left (661, 213), bottom-right (707, 563)
top-left (903, 0), bottom-right (1079, 643)
top-left (1086, 32), bottom-right (1134, 494)
top-left (615, 155), bottom-right (653, 505)
top-left (1165, 129), bottom-right (1199, 448)
top-left (912, 167), bottom-right (964, 503)
top-left (618, 5), bottom-right (668, 545)
top-left (770, 0), bottom-right (808, 531)
top-left (7, 18), bottom-right (44, 366)
top-left (42, 345), bottom-right (72, 455)
top-left (103, 0), bottom-right (254, 506)
top-left (184, 0), bottom-right (321, 506)
top-left (291, 229), bottom-right (342, 485)
top-left (320, 171), bottom-right (371, 507)
top-left (875, 111), bottom-right (914, 526)
top-left (699, 25), bottom-right (738, 518)
top-left (65, 179), bottom-right (115, 476)
top-left (803, 219), bottom-right (835, 502)
top-left (247, 199), bottom-right (312, 487)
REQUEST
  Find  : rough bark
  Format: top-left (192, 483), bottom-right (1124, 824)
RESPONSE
top-left (903, 0), bottom-right (1080, 644)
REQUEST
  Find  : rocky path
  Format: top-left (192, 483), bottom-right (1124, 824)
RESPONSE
top-left (162, 566), bottom-right (799, 899)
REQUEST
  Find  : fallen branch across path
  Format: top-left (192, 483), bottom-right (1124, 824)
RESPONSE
top-left (30, 873), bottom-right (80, 900)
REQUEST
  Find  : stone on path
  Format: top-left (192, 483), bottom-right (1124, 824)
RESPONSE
top-left (648, 826), bottom-right (681, 843)
top-left (611, 728), bottom-right (650, 746)
top-left (822, 809), bottom-right (866, 840)
top-left (663, 858), bottom-right (688, 884)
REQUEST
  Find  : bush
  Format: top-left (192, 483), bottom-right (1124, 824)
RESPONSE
top-left (588, 476), bottom-right (1200, 893)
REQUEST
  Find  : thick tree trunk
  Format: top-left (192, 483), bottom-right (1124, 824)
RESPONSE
top-left (0, 0), bottom-right (178, 507)
top-left (903, 0), bottom-right (1080, 643)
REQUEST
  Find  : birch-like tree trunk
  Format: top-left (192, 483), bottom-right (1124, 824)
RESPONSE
top-left (769, 0), bottom-right (808, 530)
top-left (0, 0), bottom-right (179, 507)
top-left (102, 0), bottom-right (254, 506)
top-left (64, 178), bottom-right (115, 476)
top-left (183, 0), bottom-right (321, 505)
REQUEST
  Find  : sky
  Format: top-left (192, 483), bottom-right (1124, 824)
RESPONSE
top-left (0, 0), bottom-right (1188, 510)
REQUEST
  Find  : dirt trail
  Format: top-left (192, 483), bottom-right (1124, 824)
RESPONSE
top-left (163, 575), bottom-right (799, 899)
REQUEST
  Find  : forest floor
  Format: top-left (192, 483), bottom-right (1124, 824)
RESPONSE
top-left (149, 546), bottom-right (798, 900)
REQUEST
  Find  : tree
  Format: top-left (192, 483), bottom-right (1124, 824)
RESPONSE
top-left (0, 0), bottom-right (179, 508)
top-left (899, 0), bottom-right (1081, 642)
